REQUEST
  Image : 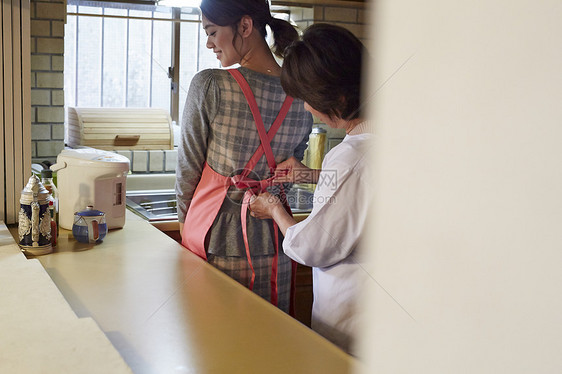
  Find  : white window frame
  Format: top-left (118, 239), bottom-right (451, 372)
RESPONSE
top-left (65, 0), bottom-right (205, 124)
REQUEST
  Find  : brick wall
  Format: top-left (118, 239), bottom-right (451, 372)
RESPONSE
top-left (290, 3), bottom-right (371, 42)
top-left (30, 0), bottom-right (65, 164)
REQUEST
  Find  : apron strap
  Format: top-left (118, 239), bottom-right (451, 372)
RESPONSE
top-left (240, 188), bottom-right (281, 307)
top-left (244, 96), bottom-right (293, 174)
top-left (228, 69), bottom-right (294, 308)
top-left (229, 69), bottom-right (293, 173)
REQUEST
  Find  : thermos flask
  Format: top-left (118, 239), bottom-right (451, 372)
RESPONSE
top-left (18, 174), bottom-right (53, 256)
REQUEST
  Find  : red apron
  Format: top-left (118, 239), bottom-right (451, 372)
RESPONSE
top-left (181, 69), bottom-right (297, 312)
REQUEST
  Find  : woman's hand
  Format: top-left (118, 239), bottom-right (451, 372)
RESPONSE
top-left (249, 192), bottom-right (297, 236)
top-left (274, 157), bottom-right (319, 184)
top-left (249, 192), bottom-right (281, 220)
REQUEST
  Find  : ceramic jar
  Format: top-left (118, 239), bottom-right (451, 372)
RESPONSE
top-left (18, 175), bottom-right (53, 256)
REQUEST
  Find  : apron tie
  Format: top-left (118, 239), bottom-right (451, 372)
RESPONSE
top-left (231, 171), bottom-right (290, 302)
top-left (230, 170), bottom-right (288, 192)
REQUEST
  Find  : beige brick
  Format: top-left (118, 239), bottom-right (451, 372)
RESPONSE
top-left (288, 7), bottom-right (303, 21)
top-left (31, 143), bottom-right (37, 158)
top-left (325, 7), bottom-right (357, 23)
top-left (333, 23), bottom-right (363, 39)
top-left (31, 55), bottom-right (51, 70)
top-left (52, 21), bottom-right (64, 37)
top-left (290, 7), bottom-right (309, 22)
top-left (51, 89), bottom-right (64, 105)
top-left (31, 89), bottom-right (50, 105)
top-left (35, 3), bottom-right (65, 21)
top-left (164, 150), bottom-right (177, 172)
top-left (36, 140), bottom-right (65, 158)
top-left (31, 72), bottom-right (37, 88)
top-left (52, 124), bottom-right (65, 140)
top-left (37, 107), bottom-right (64, 123)
top-left (313, 6), bottom-right (324, 21)
top-left (31, 124), bottom-right (52, 140)
top-left (149, 150), bottom-right (164, 172)
top-left (302, 7), bottom-right (314, 21)
top-left (360, 24), bottom-right (373, 43)
top-left (36, 37), bottom-right (64, 54)
top-left (52, 55), bottom-right (64, 71)
top-left (132, 151), bottom-right (148, 172)
top-left (37, 72), bottom-right (63, 88)
top-left (30, 38), bottom-right (36, 53)
top-left (31, 107), bottom-right (36, 123)
top-left (31, 20), bottom-right (50, 36)
top-left (358, 8), bottom-right (372, 24)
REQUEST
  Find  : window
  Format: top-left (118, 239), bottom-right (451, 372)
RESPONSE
top-left (65, 1), bottom-right (296, 134)
top-left (64, 0), bottom-right (220, 129)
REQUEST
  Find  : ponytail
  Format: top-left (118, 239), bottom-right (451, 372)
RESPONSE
top-left (268, 17), bottom-right (298, 58)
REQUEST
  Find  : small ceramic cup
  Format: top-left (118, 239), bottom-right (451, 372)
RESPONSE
top-left (72, 206), bottom-right (108, 244)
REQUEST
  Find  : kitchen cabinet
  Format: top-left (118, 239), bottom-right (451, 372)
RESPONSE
top-left (294, 263), bottom-right (313, 327)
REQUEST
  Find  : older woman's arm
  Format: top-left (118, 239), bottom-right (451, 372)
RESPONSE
top-left (282, 164), bottom-right (368, 268)
top-left (252, 138), bottom-right (371, 269)
top-left (251, 162), bottom-right (368, 268)
top-left (249, 193), bottom-right (297, 235)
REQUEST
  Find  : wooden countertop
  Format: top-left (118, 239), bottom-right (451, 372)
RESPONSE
top-left (6, 213), bottom-right (357, 374)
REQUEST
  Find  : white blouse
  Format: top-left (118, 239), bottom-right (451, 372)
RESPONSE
top-left (283, 122), bottom-right (373, 354)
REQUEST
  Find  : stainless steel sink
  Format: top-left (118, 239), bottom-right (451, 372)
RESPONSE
top-left (126, 186), bottom-right (313, 224)
top-left (126, 189), bottom-right (178, 222)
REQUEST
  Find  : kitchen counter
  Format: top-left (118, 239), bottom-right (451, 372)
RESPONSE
top-left (0, 222), bottom-right (132, 373)
top-left (5, 212), bottom-right (357, 374)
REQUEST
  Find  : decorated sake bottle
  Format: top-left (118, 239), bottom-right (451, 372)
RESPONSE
top-left (18, 174), bottom-right (53, 256)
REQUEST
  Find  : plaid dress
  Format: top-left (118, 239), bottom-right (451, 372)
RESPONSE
top-left (176, 67), bottom-right (313, 311)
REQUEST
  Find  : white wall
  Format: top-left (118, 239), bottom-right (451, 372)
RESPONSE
top-left (360, 0), bottom-right (562, 372)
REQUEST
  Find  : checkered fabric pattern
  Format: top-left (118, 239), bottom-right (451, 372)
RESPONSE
top-left (207, 252), bottom-right (293, 313)
top-left (207, 69), bottom-right (310, 176)
top-left (176, 67), bottom-right (312, 223)
top-left (176, 67), bottom-right (313, 256)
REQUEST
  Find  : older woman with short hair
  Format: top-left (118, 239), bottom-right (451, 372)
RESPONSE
top-left (249, 24), bottom-right (373, 355)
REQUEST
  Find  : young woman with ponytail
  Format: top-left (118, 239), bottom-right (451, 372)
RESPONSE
top-left (176, 0), bottom-right (313, 313)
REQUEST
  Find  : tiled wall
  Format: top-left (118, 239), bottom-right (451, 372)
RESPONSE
top-left (290, 3), bottom-right (371, 42)
top-left (113, 150), bottom-right (178, 174)
top-left (30, 0), bottom-right (66, 164)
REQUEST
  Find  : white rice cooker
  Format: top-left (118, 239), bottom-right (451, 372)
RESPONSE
top-left (51, 148), bottom-right (130, 230)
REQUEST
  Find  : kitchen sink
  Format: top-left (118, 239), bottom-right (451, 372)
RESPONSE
top-left (126, 189), bottom-right (177, 222)
top-left (126, 186), bottom-right (313, 224)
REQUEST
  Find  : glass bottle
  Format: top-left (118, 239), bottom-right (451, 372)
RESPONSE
top-left (48, 200), bottom-right (57, 246)
top-left (41, 169), bottom-right (59, 237)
